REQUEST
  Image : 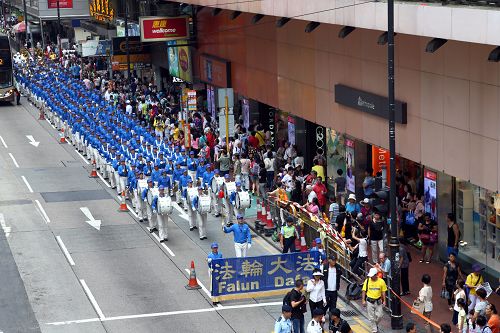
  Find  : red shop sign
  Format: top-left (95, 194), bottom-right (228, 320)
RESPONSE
top-left (139, 16), bottom-right (189, 42)
top-left (48, 0), bottom-right (73, 9)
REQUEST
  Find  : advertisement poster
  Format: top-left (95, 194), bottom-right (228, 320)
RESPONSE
top-left (167, 41), bottom-right (179, 78)
top-left (178, 45), bottom-right (192, 83)
top-left (345, 138), bottom-right (355, 193)
top-left (371, 146), bottom-right (390, 186)
top-left (326, 129), bottom-right (346, 183)
top-left (187, 90), bottom-right (197, 111)
top-left (207, 85), bottom-right (216, 119)
top-left (242, 98), bottom-right (250, 130)
top-left (424, 169), bottom-right (437, 219)
top-left (287, 116), bottom-right (295, 146)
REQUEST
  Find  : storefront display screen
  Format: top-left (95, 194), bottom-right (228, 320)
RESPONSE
top-left (346, 139), bottom-right (355, 193)
top-left (207, 85), bottom-right (216, 119)
top-left (167, 41), bottom-right (179, 78)
top-left (424, 169), bottom-right (437, 219)
top-left (326, 129), bottom-right (346, 183)
top-left (287, 116), bottom-right (295, 146)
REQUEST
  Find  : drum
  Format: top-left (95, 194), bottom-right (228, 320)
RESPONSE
top-left (224, 182), bottom-right (236, 198)
top-left (157, 196), bottom-right (173, 215)
top-left (211, 176), bottom-right (224, 194)
top-left (236, 191), bottom-right (251, 210)
top-left (147, 187), bottom-right (159, 205)
top-left (197, 195), bottom-right (211, 214)
top-left (137, 179), bottom-right (148, 192)
top-left (186, 188), bottom-right (198, 206)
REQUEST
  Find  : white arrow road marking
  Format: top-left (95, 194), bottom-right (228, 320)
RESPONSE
top-left (26, 135), bottom-right (40, 147)
top-left (0, 135), bottom-right (8, 148)
top-left (80, 207), bottom-right (101, 230)
top-left (0, 213), bottom-right (11, 238)
top-left (172, 202), bottom-right (189, 221)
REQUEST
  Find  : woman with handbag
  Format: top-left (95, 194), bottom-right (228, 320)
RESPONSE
top-left (418, 213), bottom-right (438, 263)
top-left (442, 252), bottom-right (464, 310)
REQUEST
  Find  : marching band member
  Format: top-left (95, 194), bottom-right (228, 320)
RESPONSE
top-left (141, 179), bottom-right (157, 233)
top-left (117, 158), bottom-right (129, 195)
top-left (186, 180), bottom-right (198, 231)
top-left (192, 186), bottom-right (209, 240)
top-left (152, 185), bottom-right (171, 242)
top-left (210, 169), bottom-right (223, 218)
top-left (187, 151), bottom-right (198, 182)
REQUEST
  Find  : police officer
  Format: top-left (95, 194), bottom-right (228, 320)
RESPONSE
top-left (306, 308), bottom-right (324, 333)
top-left (152, 185), bottom-right (170, 242)
top-left (280, 216), bottom-right (298, 253)
top-left (274, 305), bottom-right (293, 333)
top-left (192, 186), bottom-right (209, 240)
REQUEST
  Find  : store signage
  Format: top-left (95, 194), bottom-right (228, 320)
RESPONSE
top-left (372, 146), bottom-right (390, 186)
top-left (48, 0), bottom-right (73, 9)
top-left (424, 169), bottom-right (437, 219)
top-left (200, 54), bottom-right (231, 88)
top-left (139, 16), bottom-right (189, 42)
top-left (111, 37), bottom-right (151, 68)
top-left (89, 0), bottom-right (114, 23)
top-left (334, 84), bottom-right (407, 124)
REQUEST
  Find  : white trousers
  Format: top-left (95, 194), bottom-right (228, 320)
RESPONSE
top-left (234, 242), bottom-right (248, 258)
top-left (118, 176), bottom-right (127, 194)
top-left (188, 206), bottom-right (196, 228)
top-left (196, 212), bottom-right (208, 238)
top-left (224, 198), bottom-right (233, 223)
top-left (188, 170), bottom-right (196, 183)
top-left (146, 202), bottom-right (157, 229)
top-left (156, 213), bottom-right (169, 240)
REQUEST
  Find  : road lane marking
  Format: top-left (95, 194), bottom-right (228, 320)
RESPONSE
top-left (0, 213), bottom-right (11, 238)
top-left (97, 172), bottom-right (111, 188)
top-left (127, 205), bottom-right (138, 218)
top-left (75, 150), bottom-right (90, 164)
top-left (152, 233), bottom-right (175, 257)
top-left (8, 153), bottom-right (19, 168)
top-left (253, 236), bottom-right (280, 255)
top-left (45, 118), bottom-right (56, 130)
top-left (56, 236), bottom-right (75, 266)
top-left (0, 135), bottom-right (7, 148)
top-left (44, 300), bottom-right (284, 326)
top-left (79, 279), bottom-right (105, 320)
top-left (35, 200), bottom-right (50, 223)
top-left (21, 176), bottom-right (33, 193)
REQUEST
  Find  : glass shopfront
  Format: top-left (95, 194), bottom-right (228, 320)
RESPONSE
top-left (456, 180), bottom-right (500, 277)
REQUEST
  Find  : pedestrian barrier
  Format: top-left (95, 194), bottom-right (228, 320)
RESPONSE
top-left (185, 261), bottom-right (201, 290)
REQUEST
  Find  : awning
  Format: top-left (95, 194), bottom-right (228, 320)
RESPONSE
top-left (12, 21), bottom-right (26, 33)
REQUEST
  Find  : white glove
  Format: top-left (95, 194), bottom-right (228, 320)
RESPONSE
top-left (153, 210), bottom-right (157, 214)
top-left (247, 243), bottom-right (252, 249)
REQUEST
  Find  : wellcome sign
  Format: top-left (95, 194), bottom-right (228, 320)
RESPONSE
top-left (139, 16), bottom-right (189, 42)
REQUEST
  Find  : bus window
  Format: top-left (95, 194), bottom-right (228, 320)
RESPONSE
top-left (0, 70), bottom-right (12, 88)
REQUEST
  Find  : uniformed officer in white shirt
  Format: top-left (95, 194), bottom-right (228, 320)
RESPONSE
top-left (274, 305), bottom-right (293, 333)
top-left (306, 308), bottom-right (325, 333)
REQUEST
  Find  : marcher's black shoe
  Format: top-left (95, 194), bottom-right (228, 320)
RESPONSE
top-left (193, 226), bottom-right (198, 230)
top-left (189, 227), bottom-right (194, 231)
top-left (149, 227), bottom-right (157, 233)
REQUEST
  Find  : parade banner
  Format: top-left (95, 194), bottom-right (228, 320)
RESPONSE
top-left (211, 251), bottom-right (319, 301)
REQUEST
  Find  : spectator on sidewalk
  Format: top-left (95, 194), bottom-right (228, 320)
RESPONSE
top-left (334, 169), bottom-right (347, 205)
top-left (486, 304), bottom-right (500, 333)
top-left (345, 194), bottom-right (360, 215)
top-left (328, 307), bottom-right (352, 333)
top-left (472, 288), bottom-right (489, 325)
top-left (323, 255), bottom-right (342, 313)
top-left (368, 211), bottom-right (386, 263)
top-left (274, 305), bottom-right (293, 333)
top-left (452, 280), bottom-right (466, 326)
top-left (442, 252), bottom-right (464, 310)
top-left (439, 323), bottom-right (451, 333)
top-left (477, 315), bottom-right (493, 333)
top-left (361, 267), bottom-right (387, 333)
top-left (456, 298), bottom-right (467, 333)
top-left (286, 279), bottom-right (307, 333)
top-left (350, 228), bottom-right (369, 277)
top-left (362, 168), bottom-right (375, 198)
top-left (306, 269), bottom-right (326, 317)
top-left (446, 213), bottom-right (460, 257)
top-left (375, 252), bottom-right (391, 279)
top-left (418, 274), bottom-right (434, 333)
top-left (399, 243), bottom-right (411, 296)
top-left (406, 322), bottom-right (417, 333)
top-left (466, 264), bottom-right (485, 312)
top-left (418, 213), bottom-right (438, 263)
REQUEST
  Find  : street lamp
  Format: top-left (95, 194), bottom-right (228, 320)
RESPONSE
top-left (387, 0), bottom-right (403, 329)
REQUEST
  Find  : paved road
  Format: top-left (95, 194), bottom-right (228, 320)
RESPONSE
top-left (0, 98), bottom-right (372, 333)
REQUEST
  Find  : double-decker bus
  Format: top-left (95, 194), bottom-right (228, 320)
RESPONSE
top-left (0, 34), bottom-right (14, 102)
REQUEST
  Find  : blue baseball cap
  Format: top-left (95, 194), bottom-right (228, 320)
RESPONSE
top-left (237, 214), bottom-right (244, 219)
top-left (198, 186), bottom-right (204, 190)
top-left (147, 179), bottom-right (153, 183)
top-left (214, 169), bottom-right (220, 174)
top-left (211, 242), bottom-right (219, 249)
top-left (188, 179), bottom-right (193, 183)
top-left (224, 174), bottom-right (230, 179)
top-left (315, 238), bottom-right (321, 244)
top-left (235, 181), bottom-right (241, 186)
top-left (158, 185), bottom-right (165, 190)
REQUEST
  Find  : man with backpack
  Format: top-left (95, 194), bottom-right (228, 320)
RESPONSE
top-left (283, 279), bottom-right (307, 333)
top-left (329, 308), bottom-right (352, 333)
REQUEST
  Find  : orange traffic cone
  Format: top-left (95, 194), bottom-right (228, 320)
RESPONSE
top-left (256, 199), bottom-right (261, 221)
top-left (260, 203), bottom-right (267, 224)
top-left (59, 128), bottom-right (66, 144)
top-left (185, 261), bottom-right (201, 290)
top-left (300, 229), bottom-right (307, 252)
top-left (38, 108), bottom-right (45, 120)
top-left (89, 159), bottom-right (98, 178)
top-left (266, 206), bottom-right (273, 229)
top-left (118, 191), bottom-right (128, 212)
